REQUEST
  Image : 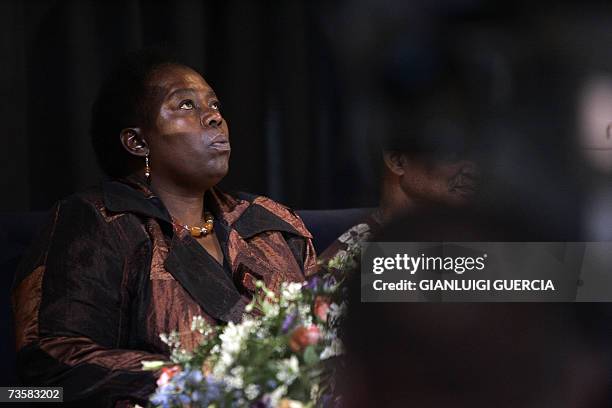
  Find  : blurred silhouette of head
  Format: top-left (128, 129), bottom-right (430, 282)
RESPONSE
top-left (577, 75), bottom-right (612, 175)
top-left (375, 27), bottom-right (488, 221)
top-left (371, 5), bottom-right (588, 236)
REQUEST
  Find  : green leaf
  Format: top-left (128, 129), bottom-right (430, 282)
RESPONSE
top-left (141, 360), bottom-right (168, 371)
top-left (303, 346), bottom-right (319, 366)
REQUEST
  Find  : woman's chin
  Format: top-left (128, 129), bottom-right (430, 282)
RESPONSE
top-left (167, 158), bottom-right (230, 191)
top-left (202, 164), bottom-right (229, 188)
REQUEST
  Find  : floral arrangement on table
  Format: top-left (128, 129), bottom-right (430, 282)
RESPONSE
top-left (323, 222), bottom-right (374, 276)
top-left (143, 274), bottom-right (346, 408)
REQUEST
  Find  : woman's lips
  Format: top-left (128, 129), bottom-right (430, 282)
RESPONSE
top-left (449, 172), bottom-right (478, 195)
top-left (453, 184), bottom-right (476, 195)
top-left (209, 140), bottom-right (231, 151)
top-left (208, 133), bottom-right (231, 152)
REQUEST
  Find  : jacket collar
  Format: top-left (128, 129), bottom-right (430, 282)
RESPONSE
top-left (101, 177), bottom-right (308, 239)
top-left (103, 177), bottom-right (171, 223)
top-left (101, 177), bottom-right (309, 323)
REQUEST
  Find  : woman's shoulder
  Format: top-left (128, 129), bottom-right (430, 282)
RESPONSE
top-left (220, 190), bottom-right (312, 239)
top-left (47, 181), bottom-right (158, 240)
top-left (231, 191), bottom-right (298, 218)
top-left (55, 185), bottom-right (127, 223)
top-left (14, 186), bottom-right (135, 286)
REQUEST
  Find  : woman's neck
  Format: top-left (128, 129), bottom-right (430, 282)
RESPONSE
top-left (150, 180), bottom-right (207, 226)
top-left (378, 178), bottom-right (417, 223)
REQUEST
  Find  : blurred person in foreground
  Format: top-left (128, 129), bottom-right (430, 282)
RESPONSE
top-left (337, 5), bottom-right (612, 406)
top-left (577, 75), bottom-right (612, 240)
top-left (338, 208), bottom-right (612, 407)
top-left (341, 299), bottom-right (611, 407)
top-left (11, 49), bottom-right (316, 407)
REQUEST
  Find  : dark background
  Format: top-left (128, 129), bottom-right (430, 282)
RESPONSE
top-left (2, 0), bottom-right (612, 218)
top-left (1, 0), bottom-right (402, 212)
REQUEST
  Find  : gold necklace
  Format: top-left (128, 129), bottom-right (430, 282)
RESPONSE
top-left (173, 212), bottom-right (214, 237)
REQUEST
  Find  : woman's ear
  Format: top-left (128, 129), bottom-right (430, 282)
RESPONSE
top-left (383, 151), bottom-right (406, 176)
top-left (119, 128), bottom-right (149, 157)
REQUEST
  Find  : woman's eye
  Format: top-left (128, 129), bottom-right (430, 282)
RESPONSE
top-left (210, 101), bottom-right (221, 110)
top-left (179, 100), bottom-right (195, 110)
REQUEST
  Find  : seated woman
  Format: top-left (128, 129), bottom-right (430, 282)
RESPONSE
top-left (11, 50), bottom-right (317, 407)
top-left (319, 134), bottom-right (479, 274)
top-left (319, 36), bottom-right (483, 274)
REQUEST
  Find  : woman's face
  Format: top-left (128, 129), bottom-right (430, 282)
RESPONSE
top-left (398, 155), bottom-right (479, 207)
top-left (143, 64), bottom-right (230, 191)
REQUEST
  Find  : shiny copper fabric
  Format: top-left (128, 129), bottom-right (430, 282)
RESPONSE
top-left (11, 177), bottom-right (316, 407)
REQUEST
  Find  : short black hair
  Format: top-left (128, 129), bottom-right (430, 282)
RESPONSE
top-left (91, 47), bottom-right (181, 178)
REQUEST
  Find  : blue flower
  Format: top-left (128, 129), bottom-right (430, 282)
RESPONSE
top-left (205, 376), bottom-right (223, 401)
top-left (281, 311), bottom-right (297, 333)
top-left (305, 276), bottom-right (320, 290)
top-left (186, 369), bottom-right (204, 385)
top-left (151, 388), bottom-right (177, 408)
top-left (323, 275), bottom-right (338, 291)
top-left (191, 390), bottom-right (203, 402)
top-left (321, 393), bottom-right (333, 407)
top-left (178, 393), bottom-right (191, 405)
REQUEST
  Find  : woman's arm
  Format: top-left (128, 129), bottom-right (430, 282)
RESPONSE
top-left (12, 196), bottom-right (165, 407)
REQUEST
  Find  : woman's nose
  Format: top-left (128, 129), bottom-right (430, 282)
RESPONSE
top-left (203, 110), bottom-right (223, 128)
top-left (460, 161), bottom-right (480, 180)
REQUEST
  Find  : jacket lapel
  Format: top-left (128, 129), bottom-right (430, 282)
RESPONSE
top-left (232, 204), bottom-right (304, 238)
top-left (164, 234), bottom-right (245, 323)
top-left (227, 203), bottom-right (310, 292)
top-left (102, 179), bottom-right (310, 322)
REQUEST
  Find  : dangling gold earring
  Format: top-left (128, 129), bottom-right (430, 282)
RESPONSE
top-left (144, 154), bottom-right (151, 182)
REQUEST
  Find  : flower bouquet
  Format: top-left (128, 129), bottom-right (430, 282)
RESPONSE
top-left (143, 275), bottom-right (345, 408)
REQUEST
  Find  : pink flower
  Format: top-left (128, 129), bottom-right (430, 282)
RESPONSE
top-left (289, 325), bottom-right (321, 352)
top-left (314, 296), bottom-right (331, 322)
top-left (156, 366), bottom-right (181, 387)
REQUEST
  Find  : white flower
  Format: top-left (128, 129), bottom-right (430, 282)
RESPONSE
top-left (332, 250), bottom-right (348, 264)
top-left (159, 330), bottom-right (181, 348)
top-left (320, 337), bottom-right (345, 360)
top-left (244, 384), bottom-right (260, 400)
top-left (213, 319), bottom-right (258, 376)
top-left (219, 320), bottom-right (257, 353)
top-left (267, 302), bottom-right (281, 318)
top-left (191, 315), bottom-right (208, 333)
top-left (215, 349), bottom-right (235, 375)
top-left (297, 304), bottom-right (313, 327)
top-left (225, 366), bottom-right (245, 390)
top-left (275, 355), bottom-right (300, 384)
top-left (310, 383), bottom-right (320, 401)
top-left (267, 385), bottom-right (288, 408)
top-left (327, 302), bottom-right (347, 326)
top-left (170, 348), bottom-right (193, 365)
top-left (281, 282), bottom-right (305, 302)
top-left (338, 223), bottom-right (371, 245)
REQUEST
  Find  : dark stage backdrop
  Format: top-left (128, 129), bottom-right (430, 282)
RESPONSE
top-left (0, 0), bottom-right (407, 212)
top-left (4, 1), bottom-right (612, 211)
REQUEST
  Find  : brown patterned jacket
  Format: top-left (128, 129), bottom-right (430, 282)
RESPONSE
top-left (11, 178), bottom-right (316, 407)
